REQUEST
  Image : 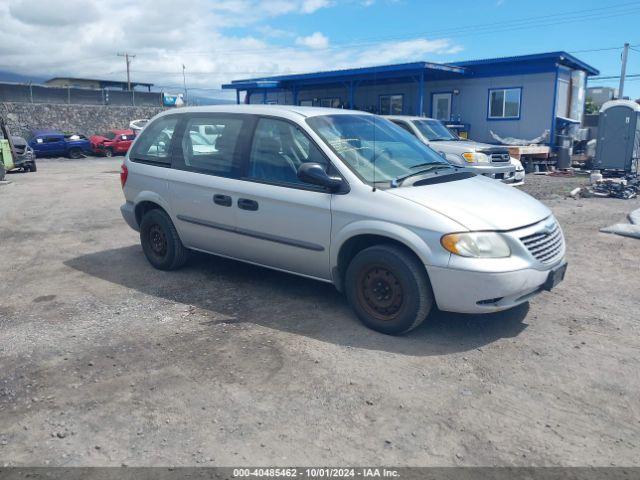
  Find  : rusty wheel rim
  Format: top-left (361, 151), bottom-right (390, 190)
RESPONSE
top-left (148, 224), bottom-right (167, 258)
top-left (356, 265), bottom-right (404, 321)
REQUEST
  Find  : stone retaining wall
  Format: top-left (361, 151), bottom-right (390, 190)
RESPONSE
top-left (0, 102), bottom-right (166, 137)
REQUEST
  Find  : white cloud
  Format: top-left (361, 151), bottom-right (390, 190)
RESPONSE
top-left (0, 0), bottom-right (463, 100)
top-left (10, 0), bottom-right (99, 26)
top-left (301, 0), bottom-right (332, 13)
top-left (295, 32), bottom-right (330, 49)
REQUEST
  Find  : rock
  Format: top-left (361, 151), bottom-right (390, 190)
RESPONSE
top-left (56, 432), bottom-right (66, 439)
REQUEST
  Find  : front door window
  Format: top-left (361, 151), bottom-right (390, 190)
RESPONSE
top-left (432, 93), bottom-right (452, 121)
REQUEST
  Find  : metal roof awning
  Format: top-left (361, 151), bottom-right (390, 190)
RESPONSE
top-left (221, 80), bottom-right (281, 90)
top-left (222, 61), bottom-right (466, 91)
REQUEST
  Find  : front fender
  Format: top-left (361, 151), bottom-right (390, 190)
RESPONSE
top-left (331, 220), bottom-right (450, 271)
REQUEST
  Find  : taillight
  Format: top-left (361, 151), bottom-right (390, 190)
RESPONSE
top-left (120, 163), bottom-right (128, 188)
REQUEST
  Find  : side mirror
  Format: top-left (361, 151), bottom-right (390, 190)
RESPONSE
top-left (297, 163), bottom-right (344, 192)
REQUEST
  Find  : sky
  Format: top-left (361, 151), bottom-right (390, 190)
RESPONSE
top-left (0, 0), bottom-right (639, 100)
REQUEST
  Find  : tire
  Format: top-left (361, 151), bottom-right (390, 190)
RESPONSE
top-left (345, 244), bottom-right (433, 335)
top-left (103, 148), bottom-right (113, 158)
top-left (139, 209), bottom-right (189, 271)
top-left (0, 162), bottom-right (5, 181)
top-left (28, 160), bottom-right (37, 172)
top-left (68, 148), bottom-right (83, 159)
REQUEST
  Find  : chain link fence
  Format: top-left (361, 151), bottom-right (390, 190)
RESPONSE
top-left (0, 82), bottom-right (163, 107)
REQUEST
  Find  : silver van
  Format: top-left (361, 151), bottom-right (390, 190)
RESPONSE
top-left (120, 105), bottom-right (566, 335)
top-left (385, 115), bottom-right (525, 185)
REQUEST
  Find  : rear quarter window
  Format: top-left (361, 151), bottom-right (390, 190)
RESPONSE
top-left (129, 116), bottom-right (179, 166)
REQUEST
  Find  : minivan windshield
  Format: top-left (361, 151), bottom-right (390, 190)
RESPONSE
top-left (306, 114), bottom-right (451, 185)
top-left (413, 119), bottom-right (458, 141)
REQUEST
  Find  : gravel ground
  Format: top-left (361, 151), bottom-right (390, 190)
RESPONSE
top-left (1, 158), bottom-right (639, 467)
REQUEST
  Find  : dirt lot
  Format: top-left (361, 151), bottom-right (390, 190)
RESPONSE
top-left (1, 158), bottom-right (639, 467)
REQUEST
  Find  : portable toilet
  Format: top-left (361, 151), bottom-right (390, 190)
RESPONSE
top-left (594, 100), bottom-right (640, 173)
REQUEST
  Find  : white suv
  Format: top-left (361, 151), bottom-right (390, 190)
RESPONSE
top-left (120, 105), bottom-right (565, 335)
top-left (385, 116), bottom-right (525, 185)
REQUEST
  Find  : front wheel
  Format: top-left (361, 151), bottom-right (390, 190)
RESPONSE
top-left (345, 244), bottom-right (434, 335)
top-left (140, 209), bottom-right (189, 270)
top-left (28, 160), bottom-right (37, 172)
top-left (103, 148), bottom-right (113, 158)
top-left (68, 148), bottom-right (83, 159)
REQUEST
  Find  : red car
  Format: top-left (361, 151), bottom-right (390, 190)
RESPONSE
top-left (90, 129), bottom-right (136, 157)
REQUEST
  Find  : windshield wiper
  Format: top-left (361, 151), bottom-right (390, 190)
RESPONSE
top-left (391, 164), bottom-right (453, 187)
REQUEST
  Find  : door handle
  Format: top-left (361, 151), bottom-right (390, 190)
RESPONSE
top-left (237, 198), bottom-right (259, 211)
top-left (213, 194), bottom-right (232, 207)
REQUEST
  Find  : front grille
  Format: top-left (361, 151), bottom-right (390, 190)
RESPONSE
top-left (490, 153), bottom-right (511, 163)
top-left (14, 146), bottom-right (25, 155)
top-left (520, 220), bottom-right (564, 264)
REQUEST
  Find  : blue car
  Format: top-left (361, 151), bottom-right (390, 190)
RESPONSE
top-left (28, 129), bottom-right (92, 159)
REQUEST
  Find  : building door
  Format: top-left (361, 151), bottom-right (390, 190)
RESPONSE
top-left (432, 93), bottom-right (452, 121)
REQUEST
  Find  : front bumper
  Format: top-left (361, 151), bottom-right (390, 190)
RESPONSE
top-left (467, 163), bottom-right (518, 184)
top-left (428, 261), bottom-right (566, 314)
top-left (14, 151), bottom-right (35, 167)
top-left (120, 202), bottom-right (139, 231)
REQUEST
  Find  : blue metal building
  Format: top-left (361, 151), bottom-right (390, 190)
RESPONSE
top-left (222, 52), bottom-right (599, 147)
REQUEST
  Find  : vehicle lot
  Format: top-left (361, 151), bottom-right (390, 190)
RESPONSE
top-left (1, 158), bottom-right (639, 466)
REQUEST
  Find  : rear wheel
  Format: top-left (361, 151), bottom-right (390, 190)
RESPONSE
top-left (345, 244), bottom-right (433, 335)
top-left (103, 148), bottom-right (113, 158)
top-left (140, 209), bottom-right (189, 270)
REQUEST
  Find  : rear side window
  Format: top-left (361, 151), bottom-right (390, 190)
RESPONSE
top-left (180, 116), bottom-right (244, 177)
top-left (130, 116), bottom-right (178, 165)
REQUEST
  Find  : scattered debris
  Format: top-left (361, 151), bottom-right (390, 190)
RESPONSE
top-left (601, 208), bottom-right (640, 240)
top-left (569, 187), bottom-right (582, 198)
top-left (582, 175), bottom-right (640, 200)
top-left (490, 129), bottom-right (550, 146)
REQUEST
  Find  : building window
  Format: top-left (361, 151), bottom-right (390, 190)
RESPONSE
top-left (299, 100), bottom-right (314, 107)
top-left (380, 94), bottom-right (403, 115)
top-left (488, 88), bottom-right (521, 119)
top-left (320, 97), bottom-right (341, 108)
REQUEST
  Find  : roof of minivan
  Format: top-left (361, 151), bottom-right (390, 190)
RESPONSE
top-left (159, 104), bottom-right (372, 119)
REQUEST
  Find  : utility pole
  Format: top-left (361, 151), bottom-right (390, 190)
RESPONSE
top-left (117, 52), bottom-right (136, 91)
top-left (618, 42), bottom-right (630, 99)
top-left (182, 64), bottom-right (188, 106)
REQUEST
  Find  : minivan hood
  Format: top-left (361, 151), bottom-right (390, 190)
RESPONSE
top-left (386, 174), bottom-right (550, 231)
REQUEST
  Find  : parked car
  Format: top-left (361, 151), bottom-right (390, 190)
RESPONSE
top-left (90, 129), bottom-right (136, 157)
top-left (1, 119), bottom-right (36, 176)
top-left (129, 119), bottom-right (149, 134)
top-left (10, 136), bottom-right (37, 172)
top-left (120, 105), bottom-right (566, 335)
top-left (385, 116), bottom-right (525, 185)
top-left (27, 130), bottom-right (91, 159)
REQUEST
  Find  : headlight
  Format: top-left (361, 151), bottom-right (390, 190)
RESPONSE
top-left (462, 152), bottom-right (490, 164)
top-left (441, 232), bottom-right (511, 258)
top-left (511, 158), bottom-right (524, 171)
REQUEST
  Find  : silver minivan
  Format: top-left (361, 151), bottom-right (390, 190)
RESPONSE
top-left (120, 105), bottom-right (566, 335)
